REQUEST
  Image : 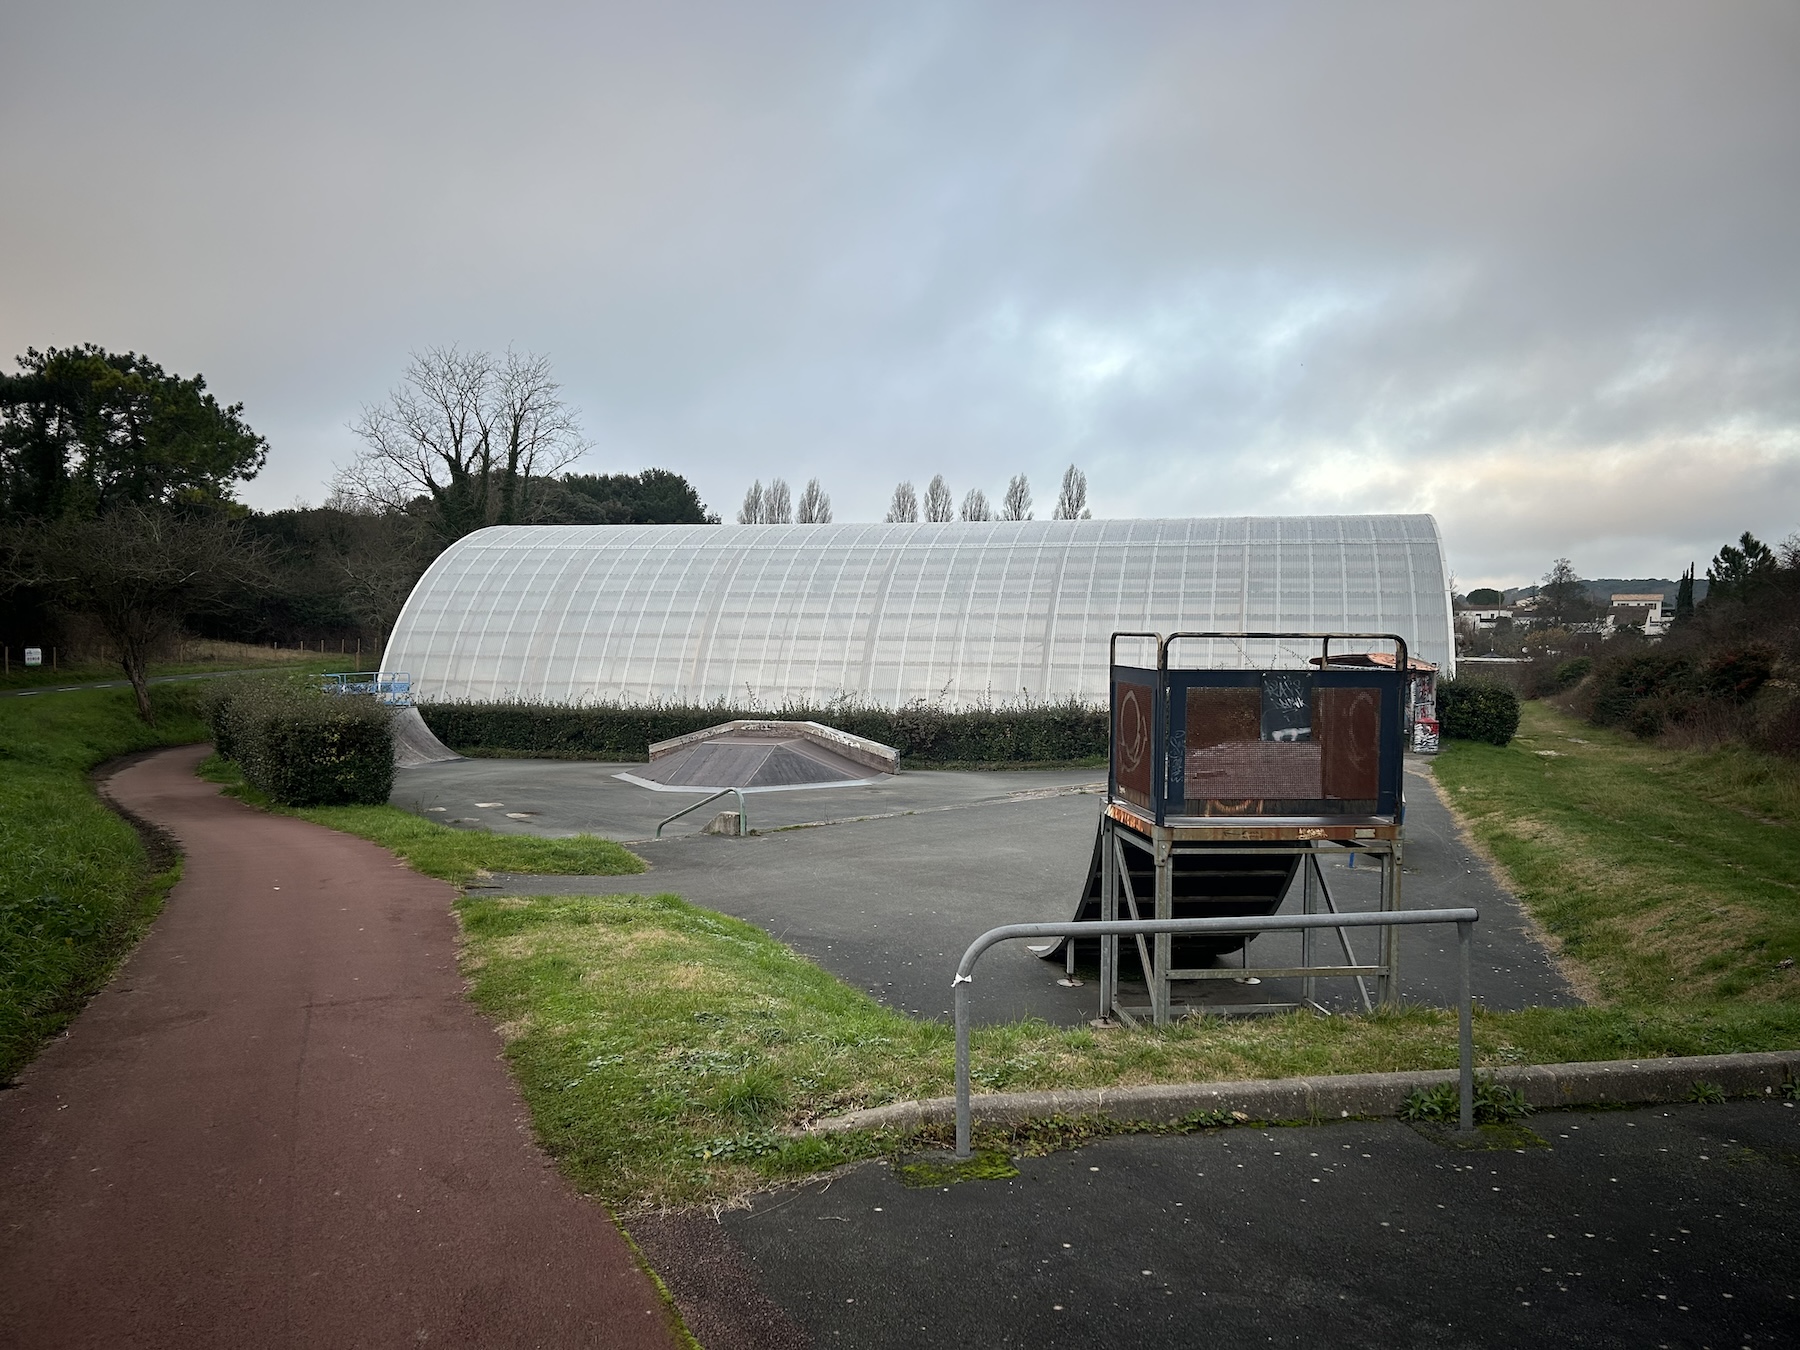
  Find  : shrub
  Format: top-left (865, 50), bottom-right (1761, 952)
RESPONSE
top-left (204, 675), bottom-right (394, 805)
top-left (417, 697), bottom-right (1111, 765)
top-left (1552, 656), bottom-right (1593, 690)
top-left (1702, 646), bottom-right (1775, 703)
top-left (1437, 678), bottom-right (1521, 746)
top-left (1584, 652), bottom-right (1694, 728)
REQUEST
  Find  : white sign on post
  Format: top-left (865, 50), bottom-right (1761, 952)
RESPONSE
top-left (24, 648), bottom-right (42, 667)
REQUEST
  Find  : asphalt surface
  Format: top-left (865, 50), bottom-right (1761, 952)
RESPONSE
top-left (633, 1099), bottom-right (1800, 1349)
top-left (0, 746), bottom-right (678, 1349)
top-left (396, 756), bottom-right (1576, 1026)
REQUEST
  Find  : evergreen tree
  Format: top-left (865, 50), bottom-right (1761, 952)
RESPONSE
top-left (1675, 564), bottom-right (1695, 622)
top-left (1705, 532), bottom-right (1776, 602)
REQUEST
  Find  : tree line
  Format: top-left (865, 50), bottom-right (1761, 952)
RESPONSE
top-left (0, 344), bottom-right (713, 719)
top-left (733, 464), bottom-right (1095, 526)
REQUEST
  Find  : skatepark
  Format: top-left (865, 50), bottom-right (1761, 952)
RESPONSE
top-left (6, 516), bottom-right (1796, 1348)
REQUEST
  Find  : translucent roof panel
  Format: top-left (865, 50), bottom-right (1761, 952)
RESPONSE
top-left (383, 516), bottom-right (1455, 708)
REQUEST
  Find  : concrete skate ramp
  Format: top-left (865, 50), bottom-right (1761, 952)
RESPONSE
top-left (1032, 823), bottom-right (1299, 963)
top-left (391, 706), bottom-right (462, 768)
top-left (617, 720), bottom-right (898, 793)
top-left (620, 735), bottom-right (883, 792)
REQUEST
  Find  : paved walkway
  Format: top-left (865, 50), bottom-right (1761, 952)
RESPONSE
top-left (0, 746), bottom-right (678, 1349)
top-left (636, 1099), bottom-right (1800, 1348)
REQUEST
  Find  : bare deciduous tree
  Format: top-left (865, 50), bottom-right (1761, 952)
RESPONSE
top-left (764, 478), bottom-right (793, 524)
top-left (960, 488), bottom-right (992, 522)
top-left (923, 474), bottom-right (954, 522)
top-left (1053, 464), bottom-right (1090, 520)
top-left (1000, 474), bottom-right (1032, 521)
top-left (886, 481), bottom-right (919, 523)
top-left (795, 478), bottom-right (832, 524)
top-left (337, 345), bottom-right (588, 546)
top-left (737, 480), bottom-right (766, 524)
top-left (321, 489), bottom-right (430, 648)
top-left (1537, 557), bottom-right (1593, 628)
top-left (4, 505), bottom-right (268, 723)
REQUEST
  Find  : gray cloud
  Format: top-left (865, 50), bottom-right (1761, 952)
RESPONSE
top-left (2, 0), bottom-right (1796, 586)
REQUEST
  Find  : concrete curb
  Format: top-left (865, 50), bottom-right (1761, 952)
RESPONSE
top-left (803, 1050), bottom-right (1800, 1134)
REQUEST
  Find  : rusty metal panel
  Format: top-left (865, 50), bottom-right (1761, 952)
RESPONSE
top-left (1315, 686), bottom-right (1381, 800)
top-left (1184, 686), bottom-right (1260, 748)
top-left (1113, 679), bottom-right (1156, 805)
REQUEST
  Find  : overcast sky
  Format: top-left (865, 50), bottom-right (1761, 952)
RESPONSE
top-left (3, 1), bottom-right (1796, 587)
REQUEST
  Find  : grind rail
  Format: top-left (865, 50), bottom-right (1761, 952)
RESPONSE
top-left (952, 907), bottom-right (1480, 1157)
top-left (655, 787), bottom-right (750, 838)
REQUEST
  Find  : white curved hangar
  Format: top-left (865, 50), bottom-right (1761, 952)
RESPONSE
top-left (382, 516), bottom-right (1456, 708)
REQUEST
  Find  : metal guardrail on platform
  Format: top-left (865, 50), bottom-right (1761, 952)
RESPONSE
top-left (951, 907), bottom-right (1481, 1157)
top-left (320, 672), bottom-right (414, 706)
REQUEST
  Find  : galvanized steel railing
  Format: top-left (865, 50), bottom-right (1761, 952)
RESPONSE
top-left (951, 907), bottom-right (1480, 1157)
top-left (655, 787), bottom-right (750, 838)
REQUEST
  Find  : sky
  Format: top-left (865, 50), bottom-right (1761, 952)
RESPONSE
top-left (2, 1), bottom-right (1796, 589)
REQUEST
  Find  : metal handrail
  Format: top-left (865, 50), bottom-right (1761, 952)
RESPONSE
top-left (655, 787), bottom-right (749, 838)
top-left (320, 671), bottom-right (414, 706)
top-left (952, 907), bottom-right (1480, 1156)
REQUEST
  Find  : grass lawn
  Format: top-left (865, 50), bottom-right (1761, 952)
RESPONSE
top-left (0, 685), bottom-right (211, 1080)
top-left (1434, 700), bottom-right (1800, 1005)
top-left (0, 640), bottom-right (355, 692)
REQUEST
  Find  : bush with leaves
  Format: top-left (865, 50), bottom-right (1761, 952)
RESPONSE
top-left (1551, 656), bottom-right (1593, 690)
top-left (1583, 652), bottom-right (1695, 729)
top-left (205, 676), bottom-right (394, 806)
top-left (1437, 678), bottom-right (1521, 746)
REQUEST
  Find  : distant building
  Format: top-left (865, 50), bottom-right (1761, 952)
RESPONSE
top-left (1607, 593), bottom-right (1666, 637)
top-left (1456, 605), bottom-right (1513, 632)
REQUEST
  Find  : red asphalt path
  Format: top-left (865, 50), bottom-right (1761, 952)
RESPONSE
top-left (0, 746), bottom-right (679, 1348)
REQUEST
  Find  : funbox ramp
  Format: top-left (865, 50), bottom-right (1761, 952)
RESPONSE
top-left (1031, 823), bottom-right (1300, 965)
top-left (615, 720), bottom-right (898, 793)
top-left (391, 706), bottom-right (463, 768)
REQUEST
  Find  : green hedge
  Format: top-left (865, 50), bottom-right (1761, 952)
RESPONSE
top-left (204, 676), bottom-right (394, 805)
top-left (418, 699), bottom-right (1111, 765)
top-left (1437, 678), bottom-right (1521, 746)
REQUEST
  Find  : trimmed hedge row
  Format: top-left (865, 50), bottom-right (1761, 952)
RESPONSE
top-left (418, 699), bottom-right (1112, 765)
top-left (204, 675), bottom-right (394, 805)
top-left (1437, 678), bottom-right (1521, 746)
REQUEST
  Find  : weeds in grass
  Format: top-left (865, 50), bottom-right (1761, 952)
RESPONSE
top-left (1400, 1075), bottom-right (1534, 1125)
